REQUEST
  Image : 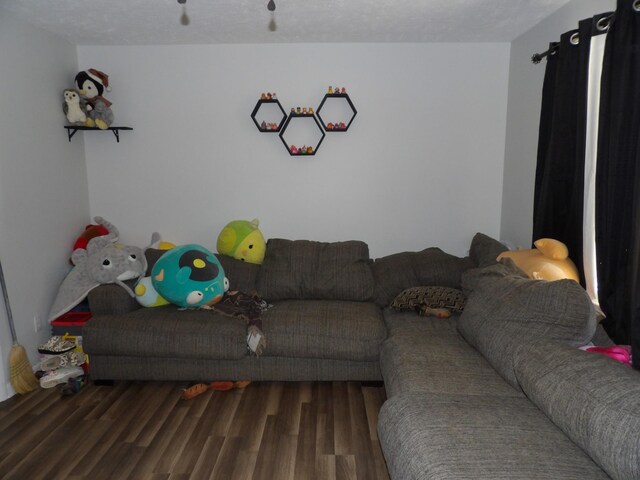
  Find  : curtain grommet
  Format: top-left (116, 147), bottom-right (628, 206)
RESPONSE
top-left (597, 16), bottom-right (611, 32)
top-left (570, 32), bottom-right (580, 45)
top-left (633, 0), bottom-right (640, 12)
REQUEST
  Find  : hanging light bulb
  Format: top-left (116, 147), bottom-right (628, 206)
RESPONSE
top-left (267, 0), bottom-right (277, 31)
top-left (178, 0), bottom-right (190, 26)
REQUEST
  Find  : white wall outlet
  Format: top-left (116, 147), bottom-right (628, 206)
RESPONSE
top-left (33, 315), bottom-right (44, 333)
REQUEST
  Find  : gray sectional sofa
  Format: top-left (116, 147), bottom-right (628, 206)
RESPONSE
top-left (83, 234), bottom-right (640, 479)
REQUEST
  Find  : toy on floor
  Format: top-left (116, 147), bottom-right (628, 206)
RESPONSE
top-left (182, 380), bottom-right (251, 400)
top-left (496, 238), bottom-right (579, 282)
top-left (74, 68), bottom-right (114, 130)
top-left (48, 216), bottom-right (147, 322)
top-left (152, 244), bottom-right (228, 308)
top-left (216, 219), bottom-right (266, 264)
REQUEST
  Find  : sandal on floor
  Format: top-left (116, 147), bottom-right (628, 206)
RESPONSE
top-left (209, 381), bottom-right (235, 391)
top-left (182, 383), bottom-right (208, 400)
top-left (41, 350), bottom-right (86, 370)
top-left (233, 381), bottom-right (251, 389)
top-left (38, 336), bottom-right (76, 355)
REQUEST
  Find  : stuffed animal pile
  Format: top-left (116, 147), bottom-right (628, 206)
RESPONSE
top-left (62, 68), bottom-right (114, 129)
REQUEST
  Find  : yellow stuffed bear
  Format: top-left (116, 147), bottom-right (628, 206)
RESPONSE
top-left (496, 238), bottom-right (579, 282)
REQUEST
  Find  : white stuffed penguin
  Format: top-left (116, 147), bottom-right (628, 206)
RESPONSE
top-left (74, 68), bottom-right (114, 130)
top-left (62, 88), bottom-right (89, 125)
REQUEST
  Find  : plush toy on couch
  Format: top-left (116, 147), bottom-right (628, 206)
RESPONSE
top-left (216, 219), bottom-right (266, 264)
top-left (152, 244), bottom-right (228, 308)
top-left (497, 238), bottom-right (579, 282)
top-left (48, 217), bottom-right (147, 322)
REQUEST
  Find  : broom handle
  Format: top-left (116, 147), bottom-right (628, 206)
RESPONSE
top-left (0, 261), bottom-right (18, 345)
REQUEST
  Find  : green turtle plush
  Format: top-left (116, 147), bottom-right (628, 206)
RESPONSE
top-left (216, 219), bottom-right (266, 264)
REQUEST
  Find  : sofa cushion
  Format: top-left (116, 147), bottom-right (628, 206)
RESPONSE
top-left (378, 392), bottom-right (610, 480)
top-left (469, 232), bottom-right (508, 267)
top-left (390, 286), bottom-right (466, 313)
top-left (83, 306), bottom-right (248, 360)
top-left (217, 254), bottom-right (260, 293)
top-left (261, 300), bottom-right (386, 361)
top-left (514, 341), bottom-right (640, 480)
top-left (380, 329), bottom-right (522, 399)
top-left (256, 239), bottom-right (374, 301)
top-left (457, 262), bottom-right (597, 387)
top-left (371, 248), bottom-right (474, 307)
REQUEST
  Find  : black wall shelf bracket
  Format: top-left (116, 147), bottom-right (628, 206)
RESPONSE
top-left (64, 126), bottom-right (133, 143)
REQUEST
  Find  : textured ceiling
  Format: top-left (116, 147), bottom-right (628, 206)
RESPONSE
top-left (0, 0), bottom-right (574, 45)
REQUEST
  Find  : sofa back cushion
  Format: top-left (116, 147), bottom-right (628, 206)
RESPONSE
top-left (371, 248), bottom-right (474, 307)
top-left (457, 261), bottom-right (597, 387)
top-left (256, 239), bottom-right (374, 301)
top-left (514, 341), bottom-right (640, 480)
top-left (469, 232), bottom-right (508, 267)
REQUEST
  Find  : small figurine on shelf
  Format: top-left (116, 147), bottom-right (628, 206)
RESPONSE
top-left (261, 120), bottom-right (267, 129)
top-left (74, 68), bottom-right (114, 130)
top-left (291, 107), bottom-right (295, 113)
top-left (309, 107), bottom-right (314, 114)
top-left (327, 122), bottom-right (334, 130)
top-left (261, 93), bottom-right (267, 100)
top-left (302, 107), bottom-right (307, 114)
top-left (296, 107), bottom-right (301, 113)
top-left (290, 144), bottom-right (299, 154)
top-left (272, 93), bottom-right (277, 99)
top-left (307, 146), bottom-right (313, 154)
top-left (300, 145), bottom-right (307, 154)
top-left (334, 86), bottom-right (340, 94)
top-left (267, 93), bottom-right (273, 100)
top-left (328, 86), bottom-right (333, 94)
top-left (339, 121), bottom-right (346, 130)
top-left (62, 88), bottom-right (91, 126)
top-left (341, 87), bottom-right (346, 94)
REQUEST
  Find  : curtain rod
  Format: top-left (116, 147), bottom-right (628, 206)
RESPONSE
top-left (531, 43), bottom-right (559, 64)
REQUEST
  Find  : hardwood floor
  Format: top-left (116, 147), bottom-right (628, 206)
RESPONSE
top-left (0, 381), bottom-right (390, 480)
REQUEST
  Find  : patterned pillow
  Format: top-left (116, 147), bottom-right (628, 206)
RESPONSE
top-left (390, 286), bottom-right (466, 313)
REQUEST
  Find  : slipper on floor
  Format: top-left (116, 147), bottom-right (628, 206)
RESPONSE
top-left (209, 381), bottom-right (234, 391)
top-left (38, 336), bottom-right (76, 355)
top-left (233, 380), bottom-right (251, 389)
top-left (182, 383), bottom-right (208, 400)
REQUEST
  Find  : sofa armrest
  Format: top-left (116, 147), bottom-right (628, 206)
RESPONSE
top-left (88, 282), bottom-right (140, 316)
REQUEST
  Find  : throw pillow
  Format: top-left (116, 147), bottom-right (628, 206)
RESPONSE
top-left (469, 233), bottom-right (508, 267)
top-left (390, 286), bottom-right (466, 313)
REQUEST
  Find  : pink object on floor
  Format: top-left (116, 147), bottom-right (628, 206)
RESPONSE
top-left (585, 345), bottom-right (632, 365)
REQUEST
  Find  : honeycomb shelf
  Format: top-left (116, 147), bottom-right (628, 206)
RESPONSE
top-left (316, 93), bottom-right (357, 132)
top-left (250, 99), bottom-right (287, 133)
top-left (278, 113), bottom-right (326, 156)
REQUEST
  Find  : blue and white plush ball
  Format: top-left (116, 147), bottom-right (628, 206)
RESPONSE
top-left (151, 244), bottom-right (227, 308)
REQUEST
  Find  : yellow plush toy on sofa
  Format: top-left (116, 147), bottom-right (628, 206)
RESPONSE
top-left (497, 238), bottom-right (579, 282)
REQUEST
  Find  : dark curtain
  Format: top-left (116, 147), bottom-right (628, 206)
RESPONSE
top-left (532, 26), bottom-right (593, 286)
top-left (596, 0), bottom-right (640, 369)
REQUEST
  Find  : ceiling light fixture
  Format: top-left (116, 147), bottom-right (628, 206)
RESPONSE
top-left (267, 0), bottom-right (277, 32)
top-left (177, 0), bottom-right (190, 26)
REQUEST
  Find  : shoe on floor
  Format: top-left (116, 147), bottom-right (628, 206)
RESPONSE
top-left (40, 350), bottom-right (86, 371)
top-left (40, 366), bottom-right (84, 389)
top-left (38, 336), bottom-right (76, 355)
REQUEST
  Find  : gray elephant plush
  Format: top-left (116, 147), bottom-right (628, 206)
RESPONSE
top-left (48, 217), bottom-right (146, 322)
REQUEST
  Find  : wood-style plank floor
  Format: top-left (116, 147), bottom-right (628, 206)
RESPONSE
top-left (0, 381), bottom-right (390, 480)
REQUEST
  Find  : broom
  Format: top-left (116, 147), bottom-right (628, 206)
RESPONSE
top-left (0, 260), bottom-right (39, 394)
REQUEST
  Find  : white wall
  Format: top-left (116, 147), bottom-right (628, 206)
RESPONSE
top-left (0, 10), bottom-right (90, 400)
top-left (500, 0), bottom-right (616, 249)
top-left (77, 43), bottom-right (510, 259)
